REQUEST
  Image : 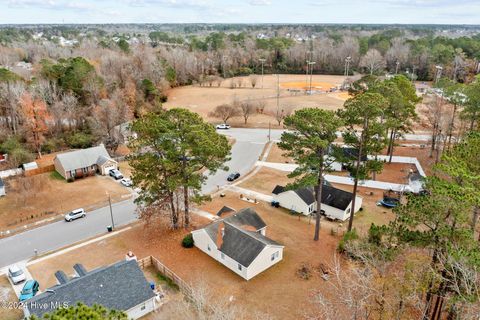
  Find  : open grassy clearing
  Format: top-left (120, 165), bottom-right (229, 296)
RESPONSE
top-left (163, 74), bottom-right (348, 129)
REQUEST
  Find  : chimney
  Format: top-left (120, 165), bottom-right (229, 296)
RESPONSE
top-left (216, 222), bottom-right (225, 247)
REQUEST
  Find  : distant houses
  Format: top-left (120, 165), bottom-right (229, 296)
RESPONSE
top-left (23, 260), bottom-right (156, 319)
top-left (192, 208), bottom-right (284, 280)
top-left (53, 145), bottom-right (118, 181)
top-left (272, 184), bottom-right (363, 221)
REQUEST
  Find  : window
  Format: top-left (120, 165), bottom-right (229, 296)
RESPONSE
top-left (221, 253), bottom-right (225, 260)
top-left (271, 251), bottom-right (279, 261)
top-left (82, 167), bottom-right (88, 173)
top-left (238, 264), bottom-right (242, 271)
top-left (207, 244), bottom-right (211, 251)
top-left (140, 304), bottom-right (146, 311)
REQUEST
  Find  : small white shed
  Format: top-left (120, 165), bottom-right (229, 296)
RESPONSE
top-left (0, 178), bottom-right (5, 196)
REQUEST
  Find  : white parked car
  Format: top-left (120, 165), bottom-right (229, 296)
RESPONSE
top-left (64, 208), bottom-right (86, 222)
top-left (120, 178), bottom-right (133, 187)
top-left (216, 123), bottom-right (231, 130)
top-left (8, 264), bottom-right (26, 284)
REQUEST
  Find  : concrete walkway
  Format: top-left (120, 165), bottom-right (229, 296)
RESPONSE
top-left (228, 185), bottom-right (273, 203)
top-left (191, 208), bottom-right (218, 221)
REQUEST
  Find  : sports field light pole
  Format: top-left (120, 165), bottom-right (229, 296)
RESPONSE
top-left (276, 73), bottom-right (280, 120)
top-left (308, 61), bottom-right (316, 95)
top-left (344, 56), bottom-right (352, 77)
top-left (259, 58), bottom-right (266, 89)
top-left (305, 59), bottom-right (310, 93)
top-left (435, 65), bottom-right (443, 84)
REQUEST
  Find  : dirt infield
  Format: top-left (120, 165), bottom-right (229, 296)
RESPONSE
top-left (280, 81), bottom-right (337, 91)
top-left (164, 74), bottom-right (349, 128)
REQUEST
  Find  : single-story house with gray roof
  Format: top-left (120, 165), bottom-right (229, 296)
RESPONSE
top-left (272, 184), bottom-right (363, 221)
top-left (54, 144), bottom-right (118, 180)
top-left (23, 260), bottom-right (156, 319)
top-left (191, 207), bottom-right (284, 280)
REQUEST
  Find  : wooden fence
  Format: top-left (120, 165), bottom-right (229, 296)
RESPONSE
top-left (137, 256), bottom-right (193, 296)
top-left (24, 164), bottom-right (55, 177)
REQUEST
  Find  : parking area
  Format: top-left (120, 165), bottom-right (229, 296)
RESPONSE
top-left (2, 262), bottom-right (36, 298)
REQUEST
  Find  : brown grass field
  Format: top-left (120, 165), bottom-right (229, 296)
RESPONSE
top-left (164, 74), bottom-right (348, 128)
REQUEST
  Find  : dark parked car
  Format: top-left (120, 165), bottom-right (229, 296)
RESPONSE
top-left (227, 172), bottom-right (240, 181)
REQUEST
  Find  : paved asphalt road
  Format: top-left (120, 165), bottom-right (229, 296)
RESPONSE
top-left (0, 199), bottom-right (137, 269)
top-left (0, 128), bottom-right (431, 269)
top-left (201, 128), bottom-right (283, 193)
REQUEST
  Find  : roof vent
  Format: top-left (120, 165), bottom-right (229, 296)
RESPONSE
top-left (54, 270), bottom-right (69, 284)
top-left (73, 263), bottom-right (88, 277)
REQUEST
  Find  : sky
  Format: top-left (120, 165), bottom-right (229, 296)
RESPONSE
top-left (0, 0), bottom-right (479, 25)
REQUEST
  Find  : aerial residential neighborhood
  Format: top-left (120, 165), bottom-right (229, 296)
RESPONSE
top-left (0, 2), bottom-right (479, 320)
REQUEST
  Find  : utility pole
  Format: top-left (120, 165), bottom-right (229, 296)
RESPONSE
top-left (259, 58), bottom-right (266, 89)
top-left (107, 192), bottom-right (115, 230)
top-left (268, 122), bottom-right (271, 142)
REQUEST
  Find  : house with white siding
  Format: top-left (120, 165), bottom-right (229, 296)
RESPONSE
top-left (272, 184), bottom-right (363, 221)
top-left (191, 208), bottom-right (284, 280)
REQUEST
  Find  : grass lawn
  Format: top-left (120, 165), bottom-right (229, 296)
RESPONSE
top-left (0, 276), bottom-right (23, 320)
top-left (237, 167), bottom-right (293, 195)
top-left (27, 192), bottom-right (345, 319)
top-left (0, 173), bottom-right (131, 232)
top-left (265, 143), bottom-right (293, 163)
top-left (163, 74), bottom-right (348, 129)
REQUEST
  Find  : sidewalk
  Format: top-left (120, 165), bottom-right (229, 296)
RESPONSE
top-left (256, 159), bottom-right (424, 192)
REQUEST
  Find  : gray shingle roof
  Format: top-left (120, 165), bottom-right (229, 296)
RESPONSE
top-left (25, 260), bottom-right (155, 318)
top-left (216, 206), bottom-right (236, 217)
top-left (220, 224), bottom-right (273, 267)
top-left (275, 183), bottom-right (352, 210)
top-left (201, 208), bottom-right (282, 267)
top-left (225, 208), bottom-right (266, 230)
top-left (271, 185), bottom-right (285, 195)
top-left (55, 145), bottom-right (114, 172)
top-left (294, 187), bottom-right (316, 205)
top-left (321, 185), bottom-right (353, 210)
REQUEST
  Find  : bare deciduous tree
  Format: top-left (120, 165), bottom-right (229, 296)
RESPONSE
top-left (208, 103), bottom-right (240, 124)
top-left (238, 100), bottom-right (257, 124)
top-left (360, 49), bottom-right (386, 75)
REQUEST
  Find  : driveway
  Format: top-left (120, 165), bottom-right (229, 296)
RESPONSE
top-left (4, 262), bottom-right (35, 298)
